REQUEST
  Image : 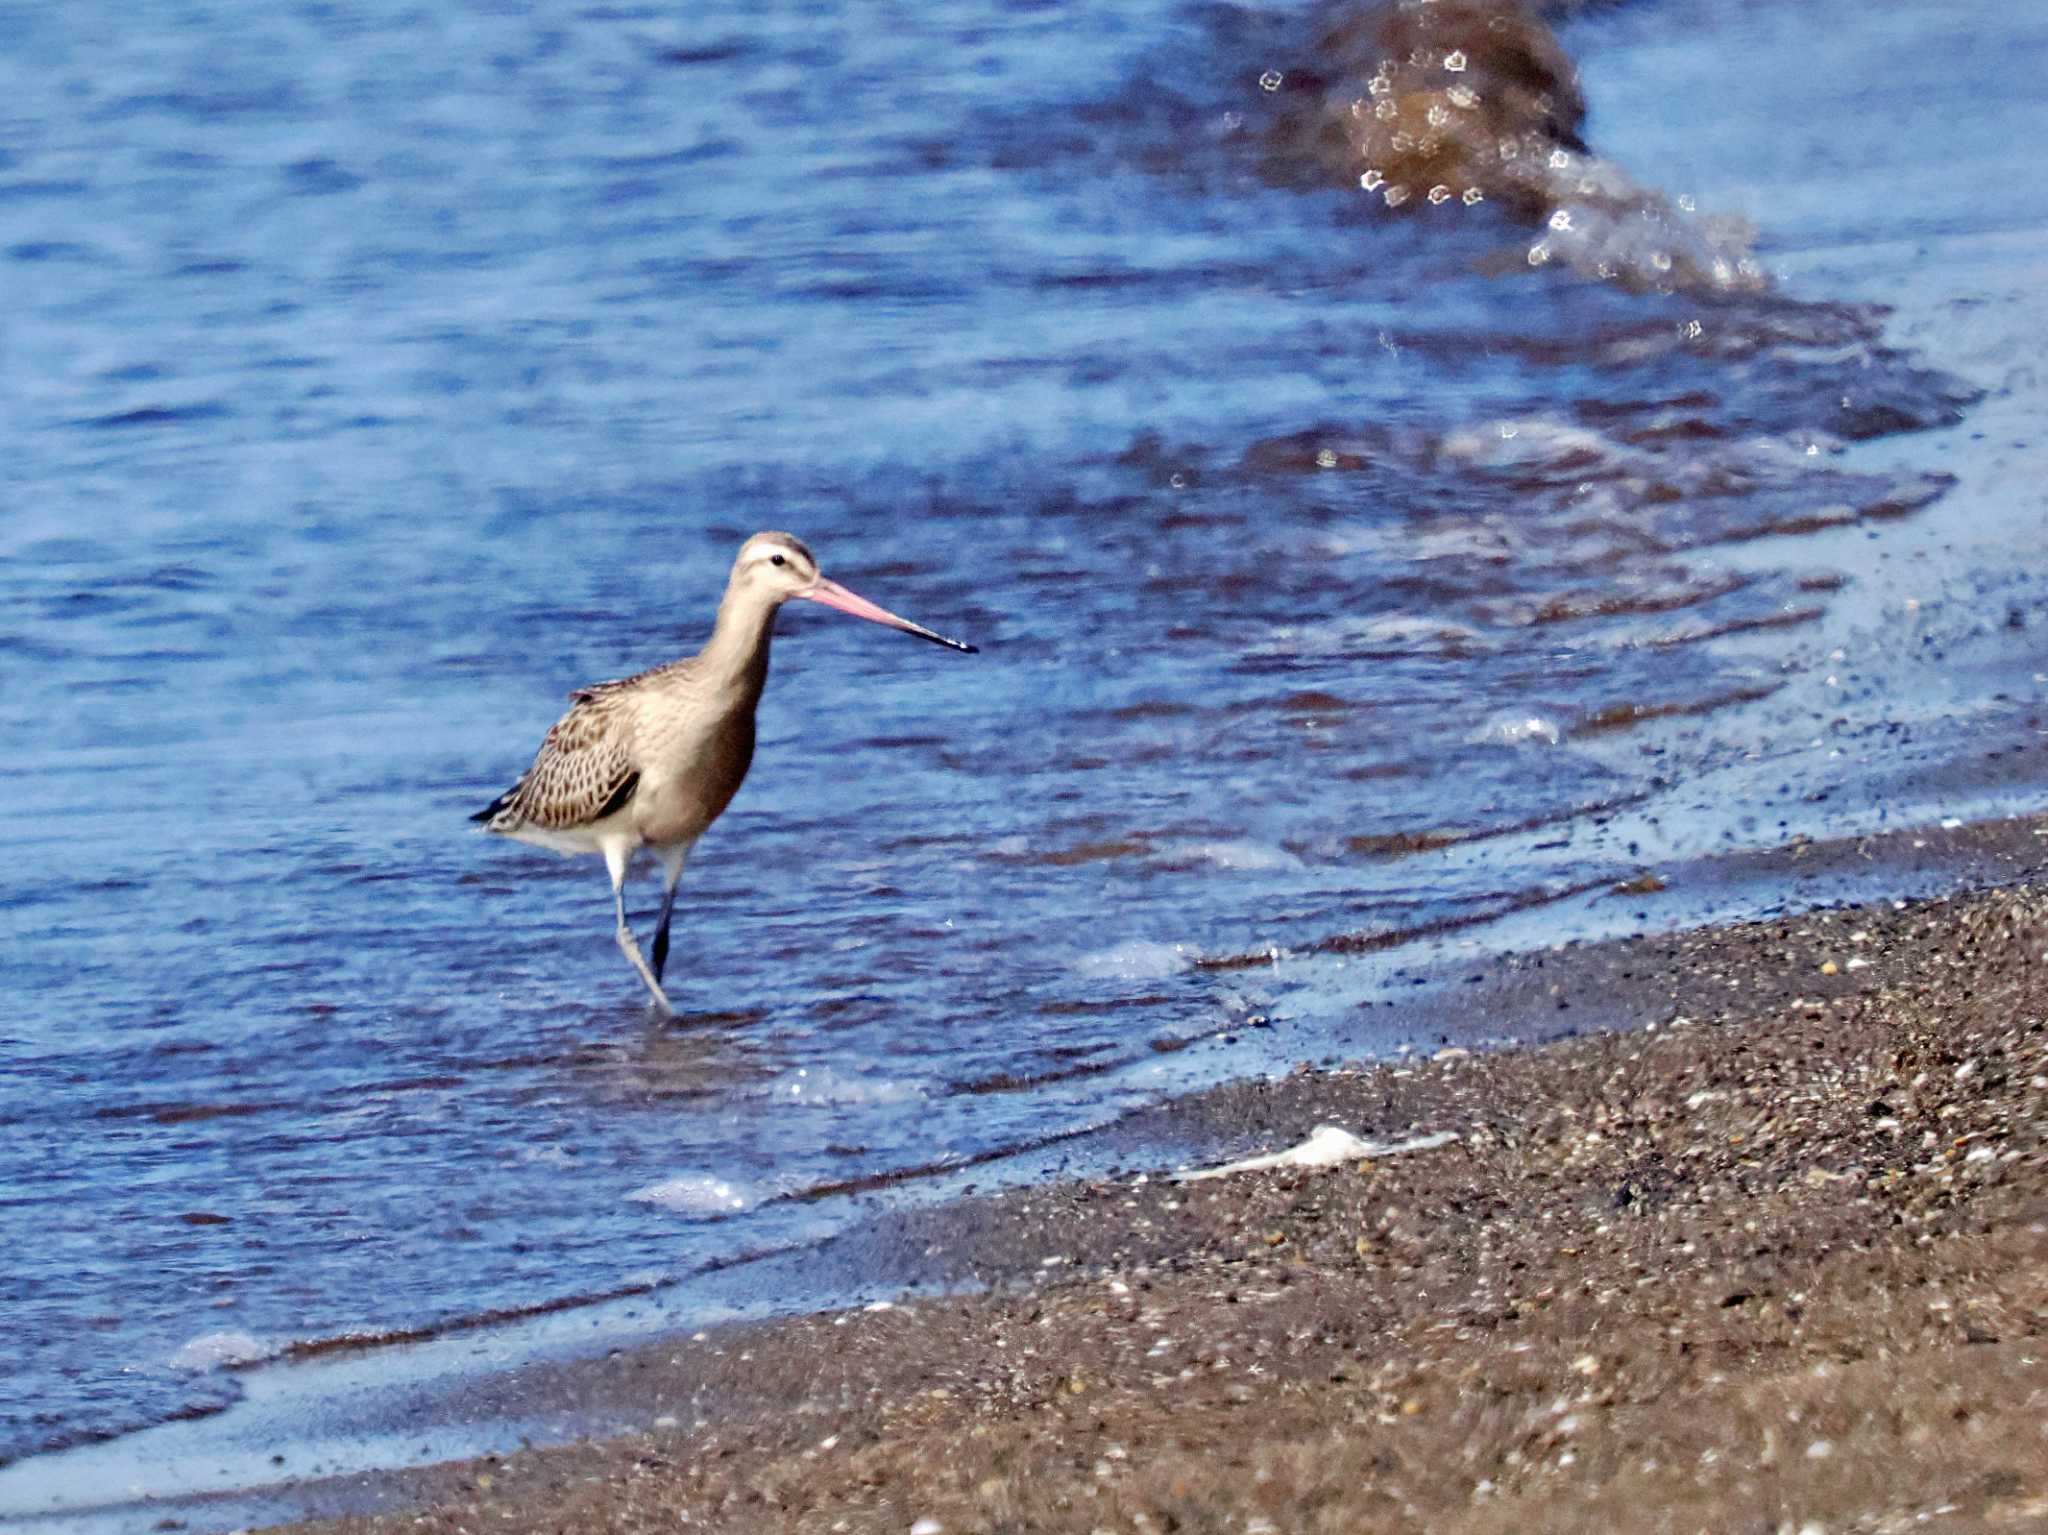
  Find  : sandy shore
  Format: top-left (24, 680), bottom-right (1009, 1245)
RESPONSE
top-left (257, 834), bottom-right (2048, 1535)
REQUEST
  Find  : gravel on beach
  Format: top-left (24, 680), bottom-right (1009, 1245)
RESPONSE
top-left (281, 876), bottom-right (2048, 1534)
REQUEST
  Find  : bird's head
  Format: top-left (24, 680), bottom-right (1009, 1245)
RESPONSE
top-left (728, 530), bottom-right (977, 653)
top-left (731, 530), bottom-right (823, 600)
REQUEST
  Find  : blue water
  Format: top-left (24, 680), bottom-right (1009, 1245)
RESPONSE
top-left (3, 0), bottom-right (2046, 1480)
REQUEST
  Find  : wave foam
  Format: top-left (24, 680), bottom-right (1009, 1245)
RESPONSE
top-left (626, 1174), bottom-right (753, 1216)
top-left (168, 1330), bottom-right (274, 1371)
top-left (1074, 939), bottom-right (1195, 981)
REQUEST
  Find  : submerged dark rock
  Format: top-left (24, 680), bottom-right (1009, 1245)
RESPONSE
top-left (1257, 0), bottom-right (1766, 292)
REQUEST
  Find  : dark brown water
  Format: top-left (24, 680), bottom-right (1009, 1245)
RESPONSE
top-left (2, 0), bottom-right (2045, 1514)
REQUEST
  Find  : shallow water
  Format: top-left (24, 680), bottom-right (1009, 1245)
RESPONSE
top-left (2, 0), bottom-right (2045, 1486)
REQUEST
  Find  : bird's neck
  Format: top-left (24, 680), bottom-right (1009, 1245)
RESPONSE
top-left (695, 586), bottom-right (779, 700)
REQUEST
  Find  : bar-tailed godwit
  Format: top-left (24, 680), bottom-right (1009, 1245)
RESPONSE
top-left (473, 531), bottom-right (976, 1014)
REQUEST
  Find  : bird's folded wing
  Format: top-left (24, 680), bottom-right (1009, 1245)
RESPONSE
top-left (508, 701), bottom-right (640, 829)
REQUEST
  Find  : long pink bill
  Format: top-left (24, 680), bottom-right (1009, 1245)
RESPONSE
top-left (797, 577), bottom-right (979, 653)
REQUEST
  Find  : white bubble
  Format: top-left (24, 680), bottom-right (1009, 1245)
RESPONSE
top-left (628, 1174), bottom-right (752, 1215)
top-left (169, 1331), bottom-right (272, 1371)
top-left (1472, 714), bottom-right (1563, 748)
top-left (1074, 939), bottom-right (1192, 981)
top-left (1184, 840), bottom-right (1303, 873)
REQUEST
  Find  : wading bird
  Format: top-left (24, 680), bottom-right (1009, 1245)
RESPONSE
top-left (473, 531), bottom-right (976, 1014)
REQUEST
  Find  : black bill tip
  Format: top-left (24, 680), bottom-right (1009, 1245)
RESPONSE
top-left (908, 626), bottom-right (978, 654)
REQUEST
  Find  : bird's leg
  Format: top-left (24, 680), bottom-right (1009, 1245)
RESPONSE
top-left (614, 884), bottom-right (675, 1016)
top-left (650, 847), bottom-right (687, 984)
top-left (606, 843), bottom-right (673, 1016)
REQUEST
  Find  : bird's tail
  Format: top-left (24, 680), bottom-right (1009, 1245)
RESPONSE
top-left (471, 787), bottom-right (517, 827)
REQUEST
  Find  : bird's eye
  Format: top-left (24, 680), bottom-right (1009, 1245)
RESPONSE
top-left (770, 554), bottom-right (787, 567)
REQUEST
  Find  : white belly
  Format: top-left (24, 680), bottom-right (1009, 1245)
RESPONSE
top-left (499, 809), bottom-right (698, 870)
top-left (501, 808), bottom-right (632, 858)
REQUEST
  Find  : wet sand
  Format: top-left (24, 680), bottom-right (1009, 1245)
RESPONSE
top-left (253, 816), bottom-right (2048, 1535)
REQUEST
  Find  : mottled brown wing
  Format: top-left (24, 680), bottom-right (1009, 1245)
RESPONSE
top-left (486, 695), bottom-right (639, 830)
